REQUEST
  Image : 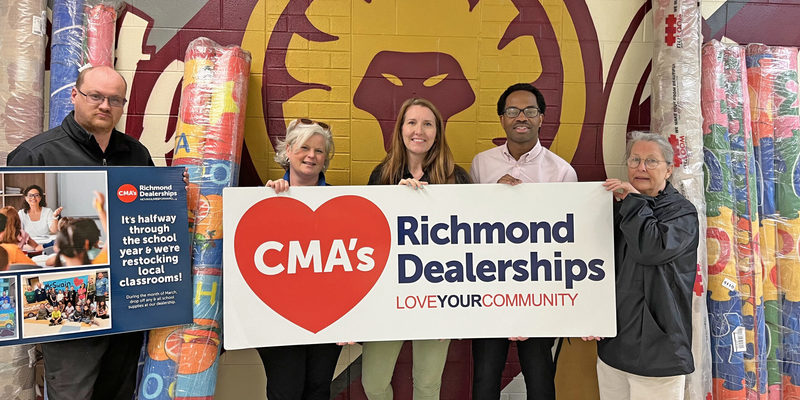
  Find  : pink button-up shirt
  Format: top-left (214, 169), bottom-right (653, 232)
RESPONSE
top-left (469, 141), bottom-right (577, 184)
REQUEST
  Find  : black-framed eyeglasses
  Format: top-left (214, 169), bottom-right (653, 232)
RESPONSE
top-left (76, 87), bottom-right (127, 108)
top-left (627, 157), bottom-right (670, 169)
top-left (502, 106), bottom-right (541, 119)
top-left (298, 118), bottom-right (330, 130)
top-left (26, 193), bottom-right (41, 199)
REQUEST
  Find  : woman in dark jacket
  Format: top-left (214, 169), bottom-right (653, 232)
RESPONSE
top-left (589, 131), bottom-right (698, 399)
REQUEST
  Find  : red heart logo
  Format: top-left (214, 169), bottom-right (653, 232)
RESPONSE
top-left (73, 278), bottom-right (84, 286)
top-left (235, 195), bottom-right (391, 333)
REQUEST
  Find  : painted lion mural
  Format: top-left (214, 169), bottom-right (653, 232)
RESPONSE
top-left (117, 0), bottom-right (665, 187)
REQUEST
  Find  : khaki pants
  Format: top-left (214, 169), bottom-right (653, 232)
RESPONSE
top-left (597, 358), bottom-right (685, 400)
top-left (361, 340), bottom-right (451, 400)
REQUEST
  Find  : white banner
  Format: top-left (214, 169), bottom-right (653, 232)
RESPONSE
top-left (223, 182), bottom-right (616, 349)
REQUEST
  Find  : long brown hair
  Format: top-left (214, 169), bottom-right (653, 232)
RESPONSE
top-left (377, 98), bottom-right (456, 184)
top-left (0, 206), bottom-right (22, 244)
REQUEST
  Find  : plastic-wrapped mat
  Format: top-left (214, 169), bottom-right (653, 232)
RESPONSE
top-left (724, 45), bottom-right (768, 400)
top-left (766, 45), bottom-right (800, 399)
top-left (0, 345), bottom-right (35, 400)
top-left (138, 37), bottom-right (250, 400)
top-left (83, 1), bottom-right (117, 67)
top-left (651, 1), bottom-right (709, 398)
top-left (702, 40), bottom-right (747, 400)
top-left (0, 0), bottom-right (46, 163)
top-left (744, 43), bottom-right (800, 400)
top-left (745, 44), bottom-right (780, 399)
top-left (49, 0), bottom-right (85, 129)
top-left (0, 2), bottom-right (46, 397)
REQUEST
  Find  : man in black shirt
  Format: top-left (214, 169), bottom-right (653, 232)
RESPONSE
top-left (8, 66), bottom-right (153, 400)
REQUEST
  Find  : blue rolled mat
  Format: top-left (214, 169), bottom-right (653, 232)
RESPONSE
top-left (49, 0), bottom-right (84, 128)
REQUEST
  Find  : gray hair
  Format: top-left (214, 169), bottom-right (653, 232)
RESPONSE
top-left (274, 119), bottom-right (335, 171)
top-left (625, 131), bottom-right (674, 164)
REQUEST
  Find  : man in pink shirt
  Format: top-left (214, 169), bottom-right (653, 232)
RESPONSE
top-left (470, 83), bottom-right (576, 399)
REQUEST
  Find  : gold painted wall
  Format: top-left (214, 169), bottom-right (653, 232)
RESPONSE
top-left (116, 0), bottom-right (665, 187)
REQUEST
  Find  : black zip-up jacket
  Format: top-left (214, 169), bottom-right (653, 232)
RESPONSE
top-left (597, 181), bottom-right (698, 377)
top-left (6, 112), bottom-right (154, 166)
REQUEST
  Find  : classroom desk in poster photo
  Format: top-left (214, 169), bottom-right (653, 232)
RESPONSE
top-left (0, 167), bottom-right (192, 346)
top-left (223, 182), bottom-right (616, 349)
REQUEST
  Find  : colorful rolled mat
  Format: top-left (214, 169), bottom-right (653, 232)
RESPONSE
top-left (83, 2), bottom-right (116, 67)
top-left (204, 45), bottom-right (250, 166)
top-left (652, 3), bottom-right (709, 397)
top-left (703, 40), bottom-right (747, 399)
top-left (762, 215), bottom-right (782, 400)
top-left (702, 41), bottom-right (734, 218)
top-left (192, 240), bottom-right (223, 265)
top-left (173, 41), bottom-right (217, 158)
top-left (50, 0), bottom-right (85, 129)
top-left (0, 0), bottom-right (46, 163)
top-left (708, 209), bottom-right (747, 397)
top-left (173, 39), bottom-right (217, 235)
top-left (745, 44), bottom-right (783, 400)
top-left (767, 46), bottom-right (800, 399)
top-left (769, 46), bottom-right (800, 301)
top-left (746, 44), bottom-right (778, 220)
top-left (783, 300), bottom-right (800, 392)
top-left (724, 44), bottom-right (768, 400)
top-left (139, 37), bottom-right (250, 400)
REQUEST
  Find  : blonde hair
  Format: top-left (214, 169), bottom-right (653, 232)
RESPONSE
top-left (274, 119), bottom-right (335, 171)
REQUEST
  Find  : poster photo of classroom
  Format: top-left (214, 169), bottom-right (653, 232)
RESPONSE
top-left (20, 268), bottom-right (111, 339)
top-left (0, 170), bottom-right (108, 270)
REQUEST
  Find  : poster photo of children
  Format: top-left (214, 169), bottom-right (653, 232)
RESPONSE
top-left (21, 268), bottom-right (111, 339)
top-left (0, 277), bottom-right (19, 340)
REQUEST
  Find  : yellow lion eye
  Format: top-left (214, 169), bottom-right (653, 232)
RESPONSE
top-left (381, 73), bottom-right (403, 86)
top-left (423, 73), bottom-right (448, 87)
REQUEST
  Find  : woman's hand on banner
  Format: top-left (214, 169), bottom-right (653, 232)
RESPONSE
top-left (266, 179), bottom-right (290, 193)
top-left (602, 178), bottom-right (639, 200)
top-left (399, 178), bottom-right (427, 189)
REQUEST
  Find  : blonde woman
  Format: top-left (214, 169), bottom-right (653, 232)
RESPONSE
top-left (259, 118), bottom-right (342, 400)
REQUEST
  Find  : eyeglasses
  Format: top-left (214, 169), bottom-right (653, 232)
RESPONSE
top-left (26, 193), bottom-right (41, 199)
top-left (502, 106), bottom-right (541, 119)
top-left (627, 157), bottom-right (671, 169)
top-left (76, 87), bottom-right (127, 108)
top-left (297, 118), bottom-right (330, 130)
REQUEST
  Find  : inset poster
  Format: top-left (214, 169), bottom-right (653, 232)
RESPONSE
top-left (0, 167), bottom-right (192, 345)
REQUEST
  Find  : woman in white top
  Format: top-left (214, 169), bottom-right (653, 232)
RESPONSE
top-left (18, 185), bottom-right (62, 237)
